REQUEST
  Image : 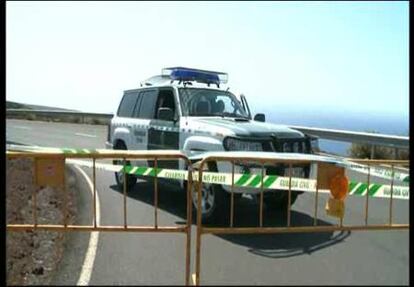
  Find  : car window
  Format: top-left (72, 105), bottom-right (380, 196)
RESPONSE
top-left (155, 89), bottom-right (176, 119)
top-left (131, 93), bottom-right (143, 118)
top-left (117, 92), bottom-right (140, 118)
top-left (178, 88), bottom-right (248, 118)
top-left (138, 90), bottom-right (157, 119)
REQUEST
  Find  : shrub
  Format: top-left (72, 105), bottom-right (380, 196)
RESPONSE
top-left (348, 144), bottom-right (393, 159)
top-left (72, 117), bottom-right (81, 124)
top-left (347, 130), bottom-right (409, 160)
top-left (91, 118), bottom-right (102, 125)
top-left (26, 114), bottom-right (36, 121)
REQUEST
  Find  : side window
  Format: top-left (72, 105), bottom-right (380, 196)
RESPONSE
top-left (155, 89), bottom-right (176, 119)
top-left (117, 92), bottom-right (140, 118)
top-left (131, 93), bottom-right (143, 118)
top-left (138, 90), bottom-right (157, 119)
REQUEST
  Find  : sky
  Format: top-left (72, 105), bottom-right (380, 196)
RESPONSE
top-left (6, 1), bottom-right (409, 121)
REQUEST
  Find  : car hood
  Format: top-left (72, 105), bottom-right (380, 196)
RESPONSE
top-left (186, 117), bottom-right (305, 139)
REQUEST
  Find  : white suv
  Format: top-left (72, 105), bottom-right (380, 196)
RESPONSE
top-left (106, 67), bottom-right (317, 222)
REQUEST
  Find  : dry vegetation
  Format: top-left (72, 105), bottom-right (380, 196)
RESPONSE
top-left (348, 143), bottom-right (409, 160)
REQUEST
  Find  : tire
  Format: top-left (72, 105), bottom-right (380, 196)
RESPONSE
top-left (113, 142), bottom-right (137, 192)
top-left (190, 162), bottom-right (230, 224)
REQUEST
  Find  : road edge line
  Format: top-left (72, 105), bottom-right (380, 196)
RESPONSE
top-left (72, 165), bottom-right (101, 286)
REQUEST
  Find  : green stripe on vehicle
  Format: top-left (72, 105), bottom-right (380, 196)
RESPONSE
top-left (235, 174), bottom-right (252, 186)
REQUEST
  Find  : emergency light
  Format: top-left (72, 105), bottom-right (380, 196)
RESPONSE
top-left (162, 67), bottom-right (228, 85)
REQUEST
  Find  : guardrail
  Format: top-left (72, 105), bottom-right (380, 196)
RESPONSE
top-left (289, 125), bottom-right (409, 149)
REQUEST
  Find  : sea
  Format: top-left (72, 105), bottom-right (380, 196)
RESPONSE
top-left (264, 110), bottom-right (409, 156)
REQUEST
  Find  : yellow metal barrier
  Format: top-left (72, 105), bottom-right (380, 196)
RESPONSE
top-left (6, 150), bottom-right (193, 286)
top-left (194, 155), bottom-right (409, 285)
top-left (6, 149), bottom-right (409, 285)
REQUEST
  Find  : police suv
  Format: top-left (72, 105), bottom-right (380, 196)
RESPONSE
top-left (106, 67), bottom-right (318, 222)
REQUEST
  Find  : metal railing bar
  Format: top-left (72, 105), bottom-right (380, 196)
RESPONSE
top-left (7, 225), bottom-right (188, 232)
top-left (200, 224), bottom-right (409, 235)
top-left (389, 165), bottom-right (395, 225)
top-left (154, 158), bottom-right (158, 229)
top-left (93, 158), bottom-right (97, 228)
top-left (364, 165), bottom-right (370, 226)
top-left (230, 161), bottom-right (235, 228)
top-left (287, 163), bottom-right (292, 227)
top-left (259, 162), bottom-right (264, 227)
top-left (123, 157), bottom-right (128, 228)
top-left (314, 163), bottom-right (319, 226)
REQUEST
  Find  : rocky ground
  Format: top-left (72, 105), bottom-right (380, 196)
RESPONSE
top-left (6, 158), bottom-right (78, 285)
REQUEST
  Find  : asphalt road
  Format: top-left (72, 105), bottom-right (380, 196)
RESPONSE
top-left (6, 119), bottom-right (409, 285)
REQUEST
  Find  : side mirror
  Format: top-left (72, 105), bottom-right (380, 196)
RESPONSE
top-left (254, 113), bottom-right (265, 122)
top-left (157, 107), bottom-right (174, 121)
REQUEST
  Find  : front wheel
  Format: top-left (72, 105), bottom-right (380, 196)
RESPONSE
top-left (190, 163), bottom-right (229, 224)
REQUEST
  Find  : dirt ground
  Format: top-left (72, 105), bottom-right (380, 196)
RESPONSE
top-left (6, 158), bottom-right (77, 285)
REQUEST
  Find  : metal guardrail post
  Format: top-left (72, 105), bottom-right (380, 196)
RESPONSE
top-left (93, 158), bottom-right (97, 228)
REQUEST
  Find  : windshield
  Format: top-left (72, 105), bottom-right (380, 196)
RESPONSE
top-left (178, 88), bottom-right (249, 118)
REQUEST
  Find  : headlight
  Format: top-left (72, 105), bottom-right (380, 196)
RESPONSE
top-left (224, 137), bottom-right (263, 151)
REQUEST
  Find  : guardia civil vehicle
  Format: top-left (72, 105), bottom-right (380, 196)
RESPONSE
top-left (106, 67), bottom-right (318, 222)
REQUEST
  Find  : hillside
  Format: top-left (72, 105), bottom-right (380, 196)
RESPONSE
top-left (6, 101), bottom-right (30, 109)
top-left (6, 101), bottom-right (78, 111)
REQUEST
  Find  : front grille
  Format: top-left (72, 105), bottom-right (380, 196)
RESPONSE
top-left (262, 141), bottom-right (274, 152)
top-left (262, 138), bottom-right (310, 154)
top-left (282, 139), bottom-right (309, 153)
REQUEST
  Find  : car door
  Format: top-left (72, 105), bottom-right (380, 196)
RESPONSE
top-left (129, 90), bottom-right (147, 151)
top-left (115, 90), bottom-right (141, 149)
top-left (147, 88), bottom-right (180, 169)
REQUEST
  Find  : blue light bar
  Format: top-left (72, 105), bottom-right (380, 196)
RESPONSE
top-left (162, 67), bottom-right (228, 85)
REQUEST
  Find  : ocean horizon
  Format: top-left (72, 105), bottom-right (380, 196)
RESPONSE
top-left (265, 110), bottom-right (409, 156)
